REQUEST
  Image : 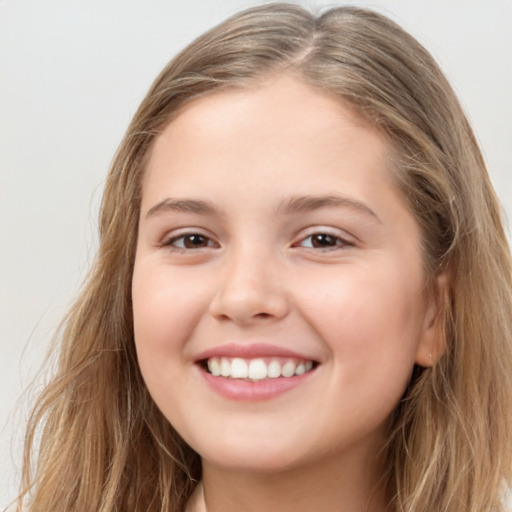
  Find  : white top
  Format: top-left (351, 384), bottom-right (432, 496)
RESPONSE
top-left (185, 482), bottom-right (206, 512)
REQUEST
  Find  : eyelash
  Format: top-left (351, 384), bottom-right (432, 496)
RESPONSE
top-left (163, 233), bottom-right (218, 250)
top-left (162, 230), bottom-right (352, 252)
top-left (296, 232), bottom-right (352, 250)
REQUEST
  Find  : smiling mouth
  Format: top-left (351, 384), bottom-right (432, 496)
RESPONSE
top-left (200, 357), bottom-right (318, 381)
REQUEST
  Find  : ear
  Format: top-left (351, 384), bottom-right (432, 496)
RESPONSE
top-left (415, 273), bottom-right (450, 367)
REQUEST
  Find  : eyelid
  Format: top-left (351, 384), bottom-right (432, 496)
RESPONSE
top-left (292, 227), bottom-right (355, 249)
top-left (161, 228), bottom-right (220, 250)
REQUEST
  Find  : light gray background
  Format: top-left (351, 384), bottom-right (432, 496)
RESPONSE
top-left (1, 0), bottom-right (511, 507)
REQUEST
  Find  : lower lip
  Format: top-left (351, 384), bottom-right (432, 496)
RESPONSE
top-left (199, 367), bottom-right (315, 401)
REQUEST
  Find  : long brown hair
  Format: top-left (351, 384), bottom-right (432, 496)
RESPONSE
top-left (17, 4), bottom-right (512, 511)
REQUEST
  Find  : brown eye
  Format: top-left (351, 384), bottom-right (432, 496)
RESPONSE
top-left (299, 233), bottom-right (346, 249)
top-left (183, 234), bottom-right (208, 248)
top-left (310, 234), bottom-right (339, 247)
top-left (167, 233), bottom-right (215, 249)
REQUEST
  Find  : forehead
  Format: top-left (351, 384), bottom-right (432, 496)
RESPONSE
top-left (161, 74), bottom-right (373, 134)
top-left (143, 74), bottom-right (392, 195)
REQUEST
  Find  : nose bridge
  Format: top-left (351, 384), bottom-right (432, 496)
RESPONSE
top-left (209, 241), bottom-right (288, 323)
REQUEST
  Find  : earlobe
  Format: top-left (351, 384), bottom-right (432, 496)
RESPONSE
top-left (415, 273), bottom-right (451, 367)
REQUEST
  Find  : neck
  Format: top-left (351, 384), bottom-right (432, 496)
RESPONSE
top-left (198, 444), bottom-right (388, 512)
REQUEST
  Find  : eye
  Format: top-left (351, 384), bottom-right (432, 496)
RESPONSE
top-left (297, 232), bottom-right (350, 249)
top-left (165, 233), bottom-right (217, 250)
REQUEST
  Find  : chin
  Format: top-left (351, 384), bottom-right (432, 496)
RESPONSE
top-left (192, 427), bottom-right (336, 476)
top-left (202, 447), bottom-right (307, 474)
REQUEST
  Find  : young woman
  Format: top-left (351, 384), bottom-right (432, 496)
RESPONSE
top-left (15, 3), bottom-right (512, 511)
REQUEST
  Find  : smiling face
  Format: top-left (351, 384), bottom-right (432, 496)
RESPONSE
top-left (132, 75), bottom-right (438, 475)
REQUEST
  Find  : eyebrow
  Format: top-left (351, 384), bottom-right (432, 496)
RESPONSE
top-left (145, 198), bottom-right (217, 218)
top-left (277, 194), bottom-right (381, 222)
top-left (145, 194), bottom-right (380, 222)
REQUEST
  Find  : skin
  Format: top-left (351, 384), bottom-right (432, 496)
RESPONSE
top-left (132, 74), bottom-right (441, 511)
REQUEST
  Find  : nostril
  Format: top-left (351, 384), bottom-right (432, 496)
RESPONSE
top-left (208, 280), bottom-right (290, 324)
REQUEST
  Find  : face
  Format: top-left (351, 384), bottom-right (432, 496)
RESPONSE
top-left (132, 75), bottom-right (438, 474)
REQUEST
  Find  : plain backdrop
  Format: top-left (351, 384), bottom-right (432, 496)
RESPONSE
top-left (1, 0), bottom-right (511, 507)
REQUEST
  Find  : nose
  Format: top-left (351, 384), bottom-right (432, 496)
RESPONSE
top-left (209, 249), bottom-right (290, 325)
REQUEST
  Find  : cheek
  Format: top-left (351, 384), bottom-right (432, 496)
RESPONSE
top-left (133, 262), bottom-right (205, 341)
top-left (131, 263), bottom-right (207, 399)
top-left (295, 260), bottom-right (425, 383)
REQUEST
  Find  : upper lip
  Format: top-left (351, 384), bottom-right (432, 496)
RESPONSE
top-left (194, 343), bottom-right (318, 362)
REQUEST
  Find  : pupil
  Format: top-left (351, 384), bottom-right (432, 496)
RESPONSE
top-left (185, 234), bottom-right (206, 248)
top-left (313, 234), bottom-right (336, 247)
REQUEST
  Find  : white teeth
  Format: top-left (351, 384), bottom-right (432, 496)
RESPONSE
top-left (231, 358), bottom-right (248, 378)
top-left (295, 362), bottom-right (306, 375)
top-left (248, 359), bottom-right (267, 380)
top-left (220, 358), bottom-right (231, 377)
top-left (281, 361), bottom-right (296, 378)
top-left (206, 357), bottom-right (315, 380)
top-left (267, 360), bottom-right (281, 378)
top-left (207, 357), bottom-right (221, 376)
